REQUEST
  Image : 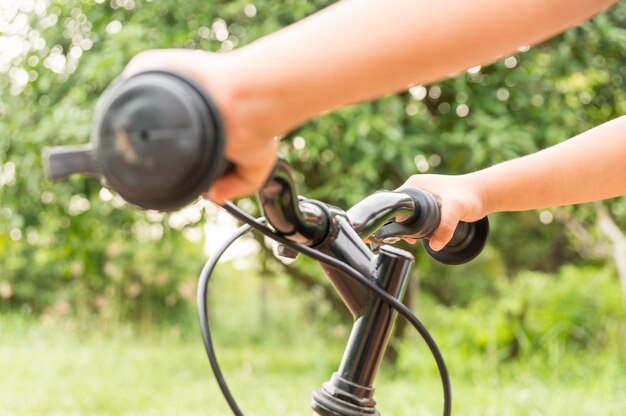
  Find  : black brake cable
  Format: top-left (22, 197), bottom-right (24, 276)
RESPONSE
top-left (197, 221), bottom-right (257, 415)
top-left (198, 202), bottom-right (451, 416)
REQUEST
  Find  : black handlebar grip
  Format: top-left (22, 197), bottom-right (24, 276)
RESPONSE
top-left (386, 187), bottom-right (489, 265)
top-left (422, 216), bottom-right (489, 265)
top-left (43, 70), bottom-right (230, 211)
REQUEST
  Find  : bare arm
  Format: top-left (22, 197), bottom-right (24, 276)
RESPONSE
top-left (478, 116), bottom-right (626, 213)
top-left (229, 0), bottom-right (617, 133)
top-left (404, 116), bottom-right (626, 250)
top-left (124, 0), bottom-right (618, 202)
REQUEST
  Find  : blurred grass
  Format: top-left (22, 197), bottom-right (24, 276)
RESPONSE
top-left (0, 312), bottom-right (334, 416)
top-left (0, 316), bottom-right (626, 416)
top-left (1, 313), bottom-right (624, 415)
top-left (1, 266), bottom-right (624, 415)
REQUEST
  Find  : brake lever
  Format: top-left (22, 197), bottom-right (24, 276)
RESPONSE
top-left (364, 187), bottom-right (490, 265)
top-left (370, 187), bottom-right (440, 244)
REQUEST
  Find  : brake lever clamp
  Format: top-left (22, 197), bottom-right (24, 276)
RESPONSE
top-left (367, 233), bottom-right (402, 249)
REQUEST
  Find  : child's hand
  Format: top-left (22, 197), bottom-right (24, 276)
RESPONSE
top-left (399, 173), bottom-right (487, 251)
top-left (123, 49), bottom-right (279, 204)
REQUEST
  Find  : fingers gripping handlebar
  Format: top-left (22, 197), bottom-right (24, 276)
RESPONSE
top-left (348, 188), bottom-right (489, 265)
top-left (255, 162), bottom-right (489, 265)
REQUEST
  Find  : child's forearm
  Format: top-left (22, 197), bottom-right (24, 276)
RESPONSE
top-left (227, 0), bottom-right (616, 135)
top-left (475, 116), bottom-right (626, 214)
top-left (122, 0), bottom-right (619, 204)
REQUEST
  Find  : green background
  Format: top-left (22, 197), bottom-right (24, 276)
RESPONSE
top-left (1, 1), bottom-right (625, 414)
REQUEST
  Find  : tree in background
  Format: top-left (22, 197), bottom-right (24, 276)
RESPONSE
top-left (0, 0), bottom-right (625, 331)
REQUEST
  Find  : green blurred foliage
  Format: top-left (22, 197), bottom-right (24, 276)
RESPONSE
top-left (0, 0), bottom-right (625, 333)
top-left (278, 2), bottom-right (626, 300)
top-left (437, 266), bottom-right (625, 358)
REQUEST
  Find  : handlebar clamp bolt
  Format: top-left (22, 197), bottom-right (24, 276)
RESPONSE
top-left (275, 243), bottom-right (300, 261)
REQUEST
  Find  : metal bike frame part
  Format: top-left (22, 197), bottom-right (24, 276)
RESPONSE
top-left (259, 160), bottom-right (415, 416)
top-left (311, 231), bottom-right (413, 416)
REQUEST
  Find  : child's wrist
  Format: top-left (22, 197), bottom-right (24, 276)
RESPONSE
top-left (204, 52), bottom-right (285, 150)
top-left (464, 171), bottom-right (493, 218)
top-left (212, 51), bottom-right (293, 145)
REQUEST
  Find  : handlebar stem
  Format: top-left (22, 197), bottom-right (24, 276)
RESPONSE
top-left (337, 245), bottom-right (413, 384)
top-left (304, 196), bottom-right (414, 416)
top-left (257, 160), bottom-right (423, 416)
top-left (311, 245), bottom-right (414, 416)
top-left (316, 211), bottom-right (374, 316)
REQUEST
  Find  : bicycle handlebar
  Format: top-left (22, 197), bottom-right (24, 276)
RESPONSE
top-left (42, 70), bottom-right (489, 264)
top-left (43, 70), bottom-right (488, 416)
top-left (348, 188), bottom-right (489, 265)
top-left (255, 160), bottom-right (488, 265)
top-left (43, 71), bottom-right (229, 211)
